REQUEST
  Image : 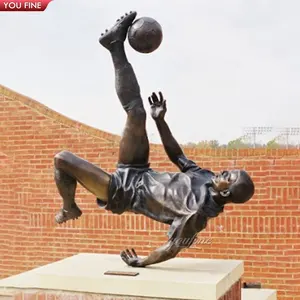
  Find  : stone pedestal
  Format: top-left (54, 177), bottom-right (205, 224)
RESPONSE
top-left (0, 253), bottom-right (245, 300)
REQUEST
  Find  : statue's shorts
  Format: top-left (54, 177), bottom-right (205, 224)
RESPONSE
top-left (96, 163), bottom-right (150, 215)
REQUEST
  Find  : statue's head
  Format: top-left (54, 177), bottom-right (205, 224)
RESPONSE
top-left (211, 169), bottom-right (254, 204)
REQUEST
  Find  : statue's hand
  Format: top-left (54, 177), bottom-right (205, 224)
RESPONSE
top-left (211, 172), bottom-right (231, 196)
top-left (120, 248), bottom-right (145, 267)
top-left (148, 92), bottom-right (167, 120)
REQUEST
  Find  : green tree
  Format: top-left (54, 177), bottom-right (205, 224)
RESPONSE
top-left (196, 140), bottom-right (210, 148)
top-left (208, 140), bottom-right (220, 148)
top-left (227, 137), bottom-right (248, 149)
top-left (184, 142), bottom-right (197, 148)
top-left (195, 140), bottom-right (220, 148)
top-left (266, 138), bottom-right (280, 149)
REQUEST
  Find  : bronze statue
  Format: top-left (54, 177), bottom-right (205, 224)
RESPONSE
top-left (54, 11), bottom-right (255, 267)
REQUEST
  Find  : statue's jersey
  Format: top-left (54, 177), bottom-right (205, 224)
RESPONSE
top-left (97, 155), bottom-right (224, 247)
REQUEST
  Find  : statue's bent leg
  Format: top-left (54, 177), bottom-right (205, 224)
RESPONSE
top-left (99, 11), bottom-right (149, 166)
top-left (54, 150), bottom-right (111, 224)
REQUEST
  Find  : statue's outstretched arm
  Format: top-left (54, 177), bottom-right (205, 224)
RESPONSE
top-left (155, 118), bottom-right (186, 166)
top-left (120, 240), bottom-right (182, 267)
top-left (120, 213), bottom-right (200, 267)
top-left (148, 92), bottom-right (189, 170)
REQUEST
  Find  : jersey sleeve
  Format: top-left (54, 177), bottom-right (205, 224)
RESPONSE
top-left (177, 154), bottom-right (201, 173)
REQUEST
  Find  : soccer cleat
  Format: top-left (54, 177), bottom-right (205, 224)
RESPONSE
top-left (99, 11), bottom-right (137, 50)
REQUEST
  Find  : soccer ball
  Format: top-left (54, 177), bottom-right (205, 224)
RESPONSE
top-left (128, 17), bottom-right (163, 54)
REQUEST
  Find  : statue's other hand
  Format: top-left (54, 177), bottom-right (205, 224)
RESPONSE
top-left (148, 91), bottom-right (167, 120)
top-left (120, 248), bottom-right (145, 267)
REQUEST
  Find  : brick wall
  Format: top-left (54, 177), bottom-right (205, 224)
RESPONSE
top-left (0, 85), bottom-right (299, 300)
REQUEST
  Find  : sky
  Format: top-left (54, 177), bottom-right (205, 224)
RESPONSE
top-left (1, 0), bottom-right (300, 144)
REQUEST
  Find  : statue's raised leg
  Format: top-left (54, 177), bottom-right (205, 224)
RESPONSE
top-left (99, 11), bottom-right (150, 166)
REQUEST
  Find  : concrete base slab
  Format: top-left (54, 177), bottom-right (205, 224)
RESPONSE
top-left (0, 253), bottom-right (244, 300)
top-left (242, 288), bottom-right (277, 300)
